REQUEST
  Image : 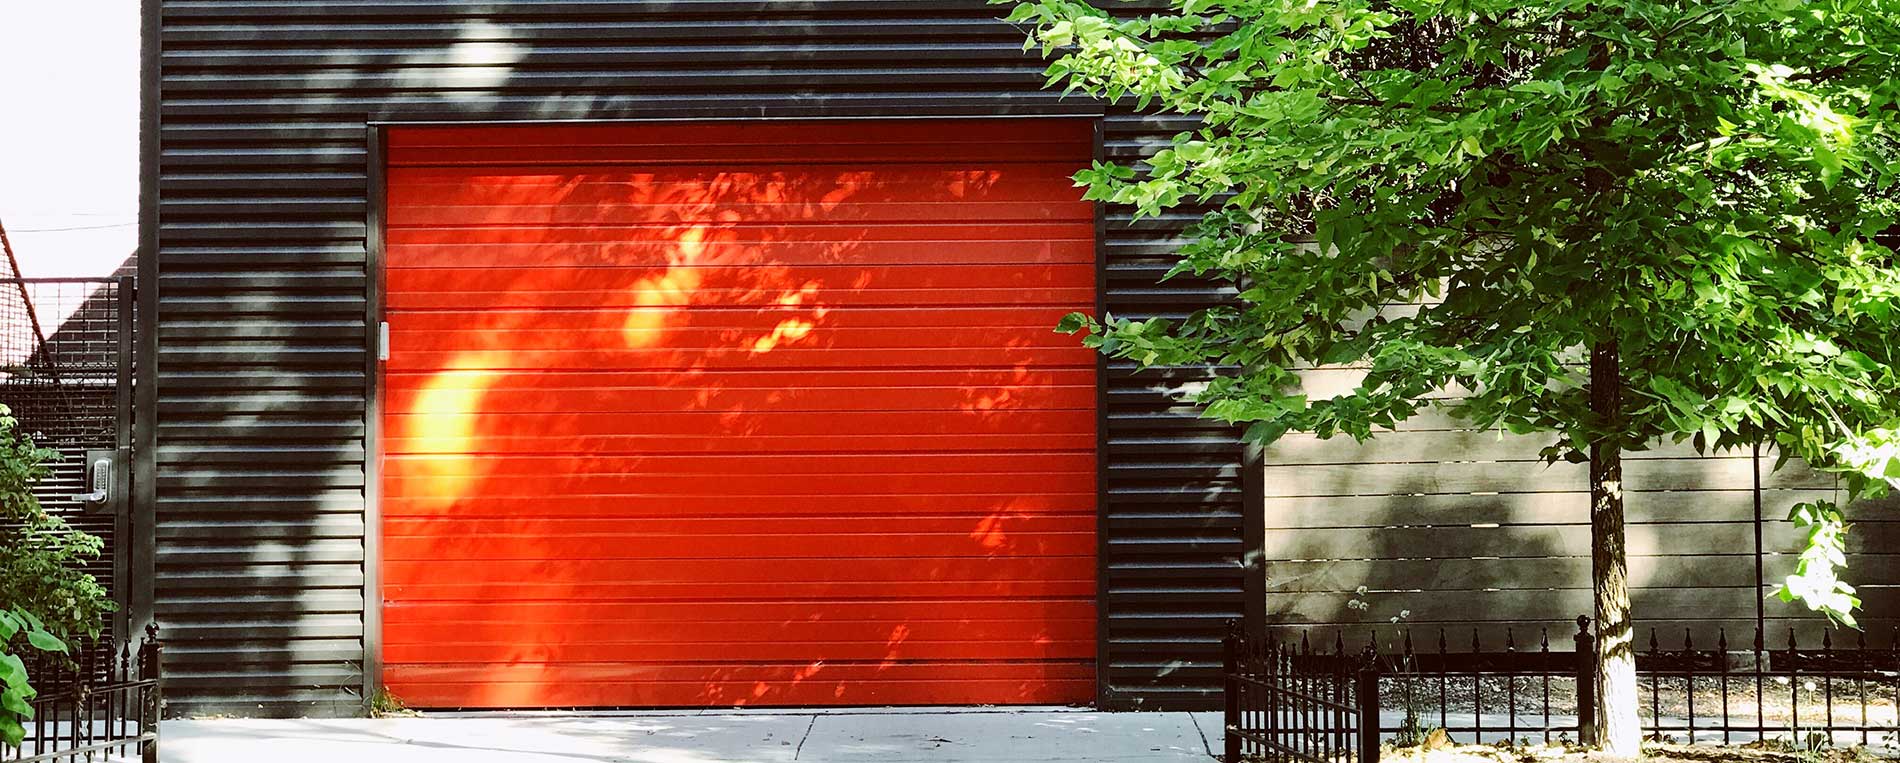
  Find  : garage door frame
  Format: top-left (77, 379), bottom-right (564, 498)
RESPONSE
top-left (361, 114), bottom-right (1110, 708)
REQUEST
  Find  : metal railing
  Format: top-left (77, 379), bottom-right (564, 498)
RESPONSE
top-left (1224, 621), bottom-right (1380, 763)
top-left (1224, 617), bottom-right (1900, 762)
top-left (6, 625), bottom-right (161, 763)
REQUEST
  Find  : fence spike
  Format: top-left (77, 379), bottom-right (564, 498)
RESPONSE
top-left (1788, 628), bottom-right (1799, 652)
top-left (1857, 630), bottom-right (1868, 651)
top-left (1300, 631), bottom-right (1311, 656)
top-left (1335, 630), bottom-right (1346, 657)
top-left (1649, 628), bottom-right (1660, 655)
top-left (1540, 627), bottom-right (1550, 652)
top-left (1684, 627), bottom-right (1694, 653)
top-left (1506, 627), bottom-right (1516, 653)
top-left (1437, 628), bottom-right (1448, 655)
top-left (1717, 628), bottom-right (1729, 653)
top-left (1472, 627), bottom-right (1481, 654)
top-left (1823, 629), bottom-right (1833, 651)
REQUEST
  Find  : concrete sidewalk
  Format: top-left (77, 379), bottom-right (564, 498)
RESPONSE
top-left (163, 708), bottom-right (1223, 763)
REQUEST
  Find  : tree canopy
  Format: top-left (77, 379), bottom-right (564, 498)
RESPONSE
top-left (1006, 0), bottom-right (1900, 622)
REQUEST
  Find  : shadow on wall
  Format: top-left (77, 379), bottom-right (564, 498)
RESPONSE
top-left (1256, 421), bottom-right (1896, 649)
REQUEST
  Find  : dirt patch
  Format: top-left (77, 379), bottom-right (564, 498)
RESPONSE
top-left (1381, 674), bottom-right (1899, 728)
top-left (1378, 741), bottom-right (1897, 763)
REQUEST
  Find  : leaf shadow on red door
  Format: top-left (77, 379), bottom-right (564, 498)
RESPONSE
top-left (379, 120), bottom-right (1098, 708)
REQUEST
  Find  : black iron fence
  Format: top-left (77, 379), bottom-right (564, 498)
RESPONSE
top-left (1225, 621), bottom-right (1381, 763)
top-left (1224, 618), bottom-right (1900, 762)
top-left (5, 626), bottom-right (161, 763)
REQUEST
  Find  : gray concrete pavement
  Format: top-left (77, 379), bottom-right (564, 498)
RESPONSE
top-left (163, 708), bottom-right (1222, 763)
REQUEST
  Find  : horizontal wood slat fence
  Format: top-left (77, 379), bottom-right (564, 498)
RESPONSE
top-left (1223, 618), bottom-right (1900, 763)
top-left (1257, 411), bottom-right (1900, 640)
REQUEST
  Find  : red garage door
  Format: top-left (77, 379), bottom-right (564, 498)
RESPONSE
top-left (379, 119), bottom-right (1098, 708)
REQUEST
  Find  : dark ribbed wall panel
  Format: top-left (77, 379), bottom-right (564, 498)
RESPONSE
top-left (150, 0), bottom-right (1240, 716)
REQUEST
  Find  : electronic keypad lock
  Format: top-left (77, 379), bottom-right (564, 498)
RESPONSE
top-left (70, 449), bottom-right (117, 510)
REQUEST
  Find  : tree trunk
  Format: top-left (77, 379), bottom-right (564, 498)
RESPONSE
top-left (1589, 340), bottom-right (1641, 757)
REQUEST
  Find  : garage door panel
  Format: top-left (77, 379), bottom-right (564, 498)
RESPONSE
top-left (385, 453), bottom-right (1097, 479)
top-left (389, 324), bottom-right (1089, 353)
top-left (389, 263), bottom-right (1093, 289)
top-left (391, 201), bottom-right (1091, 226)
top-left (389, 306), bottom-right (1091, 333)
top-left (386, 639), bottom-right (1096, 665)
top-left (385, 383), bottom-right (1096, 415)
top-left (382, 119), bottom-right (1096, 709)
top-left (383, 636), bottom-right (1097, 664)
top-left (388, 239), bottom-right (1095, 269)
top-left (385, 493), bottom-right (1097, 519)
top-left (381, 515), bottom-right (1096, 537)
top-left (384, 557), bottom-right (1096, 589)
top-left (383, 533), bottom-right (1096, 562)
top-left (381, 474), bottom-right (1094, 502)
top-left (382, 433), bottom-right (1097, 458)
top-left (388, 287), bottom-right (1095, 312)
top-left (386, 671), bottom-right (1095, 710)
top-left (386, 224), bottom-right (1094, 266)
top-left (387, 409), bottom-right (1094, 438)
top-left (388, 165), bottom-right (1091, 206)
top-left (387, 598), bottom-right (1097, 623)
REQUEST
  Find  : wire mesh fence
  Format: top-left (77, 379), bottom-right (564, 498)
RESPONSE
top-left (0, 277), bottom-right (133, 632)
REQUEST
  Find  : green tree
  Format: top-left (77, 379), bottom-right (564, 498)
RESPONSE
top-left (0, 407), bottom-right (114, 746)
top-left (1002, 0), bottom-right (1900, 753)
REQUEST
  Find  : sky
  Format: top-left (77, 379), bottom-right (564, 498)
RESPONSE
top-left (0, 2), bottom-right (139, 279)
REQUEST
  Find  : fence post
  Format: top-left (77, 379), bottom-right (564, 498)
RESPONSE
top-left (1574, 615), bottom-right (1596, 747)
top-left (140, 624), bottom-right (161, 763)
top-left (1357, 648), bottom-right (1381, 763)
top-left (1224, 620), bottom-right (1243, 763)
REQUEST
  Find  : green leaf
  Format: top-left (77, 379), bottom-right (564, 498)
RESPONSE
top-left (0, 690), bottom-right (31, 720)
top-left (1054, 312), bottom-right (1095, 335)
top-left (1838, 351), bottom-right (1879, 373)
top-left (0, 657), bottom-right (24, 692)
top-left (24, 631), bottom-right (63, 654)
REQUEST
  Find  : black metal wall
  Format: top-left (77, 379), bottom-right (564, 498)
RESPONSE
top-left (146, 0), bottom-right (1242, 716)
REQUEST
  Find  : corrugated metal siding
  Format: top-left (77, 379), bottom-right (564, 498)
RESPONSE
top-left (151, 0), bottom-right (1235, 716)
top-left (379, 119), bottom-right (1099, 707)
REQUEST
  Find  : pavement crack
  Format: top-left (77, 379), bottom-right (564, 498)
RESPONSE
top-left (793, 714), bottom-right (818, 760)
top-left (1188, 712), bottom-right (1220, 761)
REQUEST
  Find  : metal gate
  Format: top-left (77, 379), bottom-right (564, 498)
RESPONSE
top-left (0, 276), bottom-right (135, 639)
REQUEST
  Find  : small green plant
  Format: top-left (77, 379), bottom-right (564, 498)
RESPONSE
top-left (369, 686), bottom-right (416, 718)
top-left (0, 608), bottom-right (68, 746)
top-left (0, 406), bottom-right (115, 746)
top-left (1798, 730), bottom-right (1831, 763)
